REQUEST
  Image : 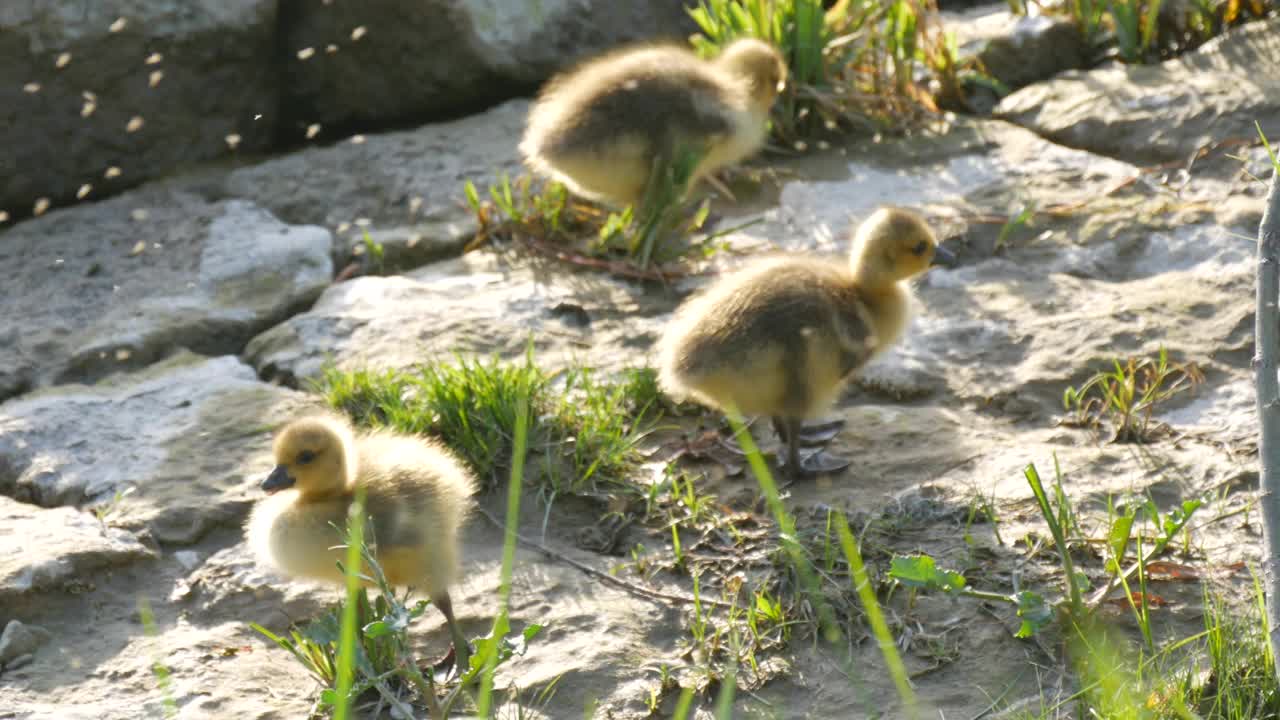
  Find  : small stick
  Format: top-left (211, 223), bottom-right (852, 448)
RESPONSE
top-left (475, 507), bottom-right (735, 610)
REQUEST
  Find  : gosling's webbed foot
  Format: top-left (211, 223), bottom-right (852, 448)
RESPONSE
top-left (780, 450), bottom-right (852, 483)
top-left (799, 450), bottom-right (852, 476)
top-left (796, 418), bottom-right (846, 447)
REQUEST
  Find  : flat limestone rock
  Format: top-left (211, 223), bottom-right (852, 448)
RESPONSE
top-left (0, 354), bottom-right (321, 544)
top-left (995, 17), bottom-right (1280, 163)
top-left (245, 252), bottom-right (670, 384)
top-left (944, 5), bottom-right (1086, 99)
top-left (910, 231), bottom-right (1254, 411)
top-left (0, 188), bottom-right (332, 400)
top-left (221, 99), bottom-right (529, 269)
top-left (0, 1), bottom-right (279, 216)
top-left (0, 496), bottom-right (152, 599)
top-left (173, 544), bottom-right (333, 627)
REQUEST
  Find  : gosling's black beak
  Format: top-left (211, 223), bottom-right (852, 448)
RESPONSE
top-left (931, 244), bottom-right (958, 268)
top-left (262, 464), bottom-right (295, 494)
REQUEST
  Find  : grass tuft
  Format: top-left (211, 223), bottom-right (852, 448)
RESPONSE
top-left (320, 354), bottom-right (662, 494)
top-left (690, 0), bottom-right (982, 138)
top-left (465, 171), bottom-right (720, 274)
top-left (1063, 347), bottom-right (1204, 443)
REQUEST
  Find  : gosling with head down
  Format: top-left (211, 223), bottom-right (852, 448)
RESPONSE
top-left (520, 38), bottom-right (787, 210)
top-left (658, 207), bottom-right (954, 480)
top-left (246, 415), bottom-right (477, 669)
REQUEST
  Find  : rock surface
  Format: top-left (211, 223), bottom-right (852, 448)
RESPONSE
top-left (0, 19), bottom-right (1271, 716)
top-left (946, 5), bottom-right (1086, 107)
top-left (0, 496), bottom-right (152, 599)
top-left (221, 99), bottom-right (527, 268)
top-left (0, 354), bottom-right (319, 543)
top-left (0, 1), bottom-right (279, 217)
top-left (0, 620), bottom-right (52, 665)
top-left (275, 0), bottom-right (694, 140)
top-left (996, 17), bottom-right (1280, 163)
top-left (246, 251), bottom-right (669, 384)
top-left (1, 1), bottom-right (694, 216)
top-left (0, 189), bottom-right (331, 400)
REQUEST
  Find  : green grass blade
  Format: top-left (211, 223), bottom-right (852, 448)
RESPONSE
top-left (137, 596), bottom-right (178, 719)
top-left (476, 392), bottom-right (531, 716)
top-left (332, 487), bottom-right (367, 720)
top-left (835, 513), bottom-right (918, 716)
top-left (1260, 123), bottom-right (1280, 175)
top-left (725, 409), bottom-right (841, 643)
top-left (672, 687), bottom-right (697, 720)
top-left (1024, 461), bottom-right (1084, 616)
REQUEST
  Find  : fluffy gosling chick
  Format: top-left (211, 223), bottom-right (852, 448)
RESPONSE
top-left (520, 38), bottom-right (787, 209)
top-left (246, 415), bottom-right (478, 668)
top-left (657, 207), bottom-right (954, 480)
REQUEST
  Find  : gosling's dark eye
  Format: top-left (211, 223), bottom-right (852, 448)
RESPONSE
top-left (297, 450), bottom-right (316, 465)
top-left (912, 241), bottom-right (929, 256)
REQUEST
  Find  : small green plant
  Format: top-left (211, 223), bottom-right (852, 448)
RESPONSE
top-left (464, 171), bottom-right (714, 272)
top-left (1063, 348), bottom-right (1204, 443)
top-left (465, 174), bottom-right (598, 257)
top-left (1024, 460), bottom-right (1086, 619)
top-left (994, 203), bottom-right (1036, 252)
top-left (91, 485), bottom-right (135, 527)
top-left (358, 231), bottom-right (385, 274)
top-left (137, 596), bottom-right (178, 719)
top-left (889, 554), bottom-right (1055, 639)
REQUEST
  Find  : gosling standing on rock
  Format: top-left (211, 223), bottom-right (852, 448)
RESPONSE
top-left (658, 207), bottom-right (954, 480)
top-left (246, 415), bottom-right (478, 668)
top-left (520, 38), bottom-right (787, 210)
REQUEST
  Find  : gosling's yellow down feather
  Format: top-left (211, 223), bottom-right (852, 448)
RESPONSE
top-left (520, 38), bottom-right (786, 209)
top-left (246, 414), bottom-right (478, 666)
top-left (657, 207), bottom-right (949, 478)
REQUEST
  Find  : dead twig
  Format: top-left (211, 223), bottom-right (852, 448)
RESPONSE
top-left (475, 506), bottom-right (735, 610)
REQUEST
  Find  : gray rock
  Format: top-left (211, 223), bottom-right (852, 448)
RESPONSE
top-left (174, 544), bottom-right (331, 625)
top-left (221, 99), bottom-right (526, 269)
top-left (946, 7), bottom-right (1085, 110)
top-left (245, 252), bottom-right (670, 385)
top-left (0, 353), bottom-right (321, 543)
top-left (0, 620), bottom-right (52, 664)
top-left (173, 550), bottom-right (203, 573)
top-left (0, 496), bottom-right (153, 598)
top-left (995, 17), bottom-right (1280, 163)
top-left (0, 1), bottom-right (278, 217)
top-left (0, 189), bottom-right (332, 401)
top-left (4, 653), bottom-right (33, 670)
top-left (275, 0), bottom-right (694, 141)
top-left (911, 236), bottom-right (1253, 410)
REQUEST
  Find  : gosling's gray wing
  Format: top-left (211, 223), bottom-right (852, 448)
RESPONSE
top-left (833, 295), bottom-right (879, 378)
top-left (363, 485), bottom-right (427, 550)
top-left (569, 73), bottom-right (735, 153)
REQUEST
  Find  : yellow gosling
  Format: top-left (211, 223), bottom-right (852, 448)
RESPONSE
top-left (520, 38), bottom-right (786, 210)
top-left (246, 415), bottom-right (477, 668)
top-left (658, 207), bottom-right (953, 479)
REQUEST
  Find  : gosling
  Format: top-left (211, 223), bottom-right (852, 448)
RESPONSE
top-left (246, 415), bottom-right (478, 669)
top-left (520, 38), bottom-right (787, 210)
top-left (657, 207), bottom-right (954, 480)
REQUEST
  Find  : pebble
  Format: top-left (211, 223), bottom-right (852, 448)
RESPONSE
top-left (0, 620), bottom-right (51, 664)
